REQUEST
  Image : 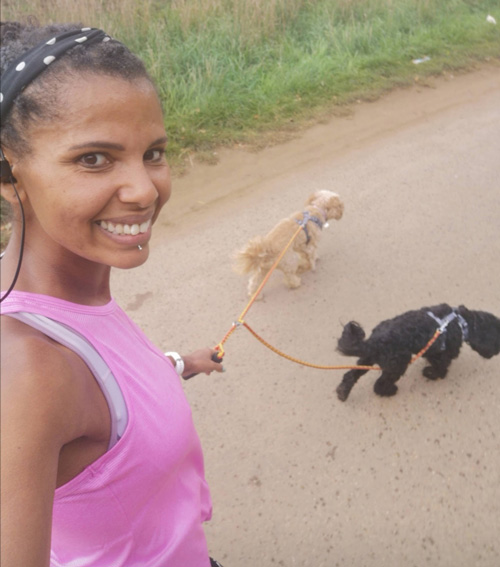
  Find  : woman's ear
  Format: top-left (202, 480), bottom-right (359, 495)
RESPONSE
top-left (0, 147), bottom-right (16, 182)
top-left (0, 174), bottom-right (22, 206)
top-left (0, 149), bottom-right (27, 205)
top-left (0, 157), bottom-right (17, 184)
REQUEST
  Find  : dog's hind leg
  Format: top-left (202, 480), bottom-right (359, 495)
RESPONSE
top-left (336, 361), bottom-right (371, 401)
top-left (373, 358), bottom-right (410, 397)
top-left (247, 267), bottom-right (270, 297)
top-left (373, 372), bottom-right (401, 397)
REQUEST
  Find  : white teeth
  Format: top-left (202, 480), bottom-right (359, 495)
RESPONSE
top-left (98, 219), bottom-right (151, 235)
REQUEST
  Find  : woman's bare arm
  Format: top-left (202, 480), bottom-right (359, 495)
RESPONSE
top-left (1, 318), bottom-right (99, 567)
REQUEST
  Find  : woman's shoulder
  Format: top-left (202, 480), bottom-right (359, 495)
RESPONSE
top-left (1, 315), bottom-right (99, 444)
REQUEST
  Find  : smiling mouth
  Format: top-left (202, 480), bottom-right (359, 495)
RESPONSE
top-left (97, 219), bottom-right (151, 235)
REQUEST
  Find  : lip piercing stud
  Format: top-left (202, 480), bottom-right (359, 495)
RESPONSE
top-left (138, 245), bottom-right (143, 251)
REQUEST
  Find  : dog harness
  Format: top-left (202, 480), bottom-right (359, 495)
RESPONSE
top-left (427, 309), bottom-right (469, 350)
top-left (295, 211), bottom-right (325, 244)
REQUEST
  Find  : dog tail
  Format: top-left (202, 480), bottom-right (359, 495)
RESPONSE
top-left (337, 321), bottom-right (367, 357)
top-left (233, 237), bottom-right (273, 274)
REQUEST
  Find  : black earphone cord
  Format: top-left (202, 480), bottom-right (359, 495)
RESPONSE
top-left (0, 178), bottom-right (25, 303)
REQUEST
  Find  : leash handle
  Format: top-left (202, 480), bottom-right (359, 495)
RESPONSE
top-left (183, 350), bottom-right (224, 380)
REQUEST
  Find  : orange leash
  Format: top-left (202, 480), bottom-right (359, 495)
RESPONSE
top-left (241, 322), bottom-right (442, 370)
top-left (213, 223), bottom-right (304, 358)
top-left (212, 223), bottom-right (441, 372)
top-left (410, 329), bottom-right (441, 363)
top-left (242, 321), bottom-right (380, 370)
top-left (238, 224), bottom-right (304, 321)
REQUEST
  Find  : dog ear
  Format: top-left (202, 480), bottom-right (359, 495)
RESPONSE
top-left (325, 194), bottom-right (344, 220)
top-left (304, 191), bottom-right (321, 206)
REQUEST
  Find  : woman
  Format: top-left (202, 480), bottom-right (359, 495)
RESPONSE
top-left (0, 21), bottom-right (224, 567)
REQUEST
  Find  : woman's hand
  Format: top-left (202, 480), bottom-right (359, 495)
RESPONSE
top-left (181, 348), bottom-right (224, 378)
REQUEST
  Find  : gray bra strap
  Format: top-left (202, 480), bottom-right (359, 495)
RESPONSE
top-left (5, 311), bottom-right (128, 450)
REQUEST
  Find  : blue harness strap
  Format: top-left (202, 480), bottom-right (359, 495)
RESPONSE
top-left (426, 309), bottom-right (469, 350)
top-left (295, 211), bottom-right (324, 244)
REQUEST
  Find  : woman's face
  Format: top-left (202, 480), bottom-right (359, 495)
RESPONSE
top-left (12, 74), bottom-right (171, 269)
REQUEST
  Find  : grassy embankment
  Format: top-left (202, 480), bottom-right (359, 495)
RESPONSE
top-left (1, 0), bottom-right (500, 248)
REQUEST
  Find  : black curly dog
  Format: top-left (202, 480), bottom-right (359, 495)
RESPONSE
top-left (336, 304), bottom-right (500, 401)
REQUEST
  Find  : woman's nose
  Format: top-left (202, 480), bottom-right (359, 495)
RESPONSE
top-left (117, 162), bottom-right (159, 207)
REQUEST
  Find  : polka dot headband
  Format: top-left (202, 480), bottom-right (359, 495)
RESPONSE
top-left (0, 27), bottom-right (111, 123)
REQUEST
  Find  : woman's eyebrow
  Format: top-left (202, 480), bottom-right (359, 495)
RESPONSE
top-left (68, 136), bottom-right (168, 151)
top-left (149, 136), bottom-right (168, 147)
top-left (68, 141), bottom-right (126, 151)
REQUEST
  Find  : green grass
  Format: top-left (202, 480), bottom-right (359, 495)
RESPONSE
top-left (2, 0), bottom-right (499, 249)
top-left (2, 0), bottom-right (500, 170)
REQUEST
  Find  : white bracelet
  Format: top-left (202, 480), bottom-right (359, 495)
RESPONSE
top-left (164, 351), bottom-right (185, 376)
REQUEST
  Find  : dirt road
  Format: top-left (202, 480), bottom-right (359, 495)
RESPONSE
top-left (112, 63), bottom-right (500, 567)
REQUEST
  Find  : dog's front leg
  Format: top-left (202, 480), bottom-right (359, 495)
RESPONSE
top-left (299, 245), bottom-right (318, 272)
top-left (296, 251), bottom-right (312, 274)
top-left (336, 363), bottom-right (371, 401)
top-left (308, 246), bottom-right (319, 271)
top-left (283, 273), bottom-right (302, 289)
top-left (422, 351), bottom-right (455, 380)
top-left (280, 254), bottom-right (302, 289)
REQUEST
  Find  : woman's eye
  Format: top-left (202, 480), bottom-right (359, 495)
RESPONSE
top-left (144, 149), bottom-right (165, 163)
top-left (78, 153), bottom-right (108, 167)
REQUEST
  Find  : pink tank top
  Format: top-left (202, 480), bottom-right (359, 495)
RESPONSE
top-left (1, 291), bottom-right (212, 567)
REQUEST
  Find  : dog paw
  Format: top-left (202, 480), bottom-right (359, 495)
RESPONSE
top-left (423, 366), bottom-right (442, 380)
top-left (336, 384), bottom-right (350, 402)
top-left (374, 380), bottom-right (398, 397)
top-left (248, 293), bottom-right (264, 301)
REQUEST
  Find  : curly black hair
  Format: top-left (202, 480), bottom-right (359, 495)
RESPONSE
top-left (0, 20), bottom-right (153, 155)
